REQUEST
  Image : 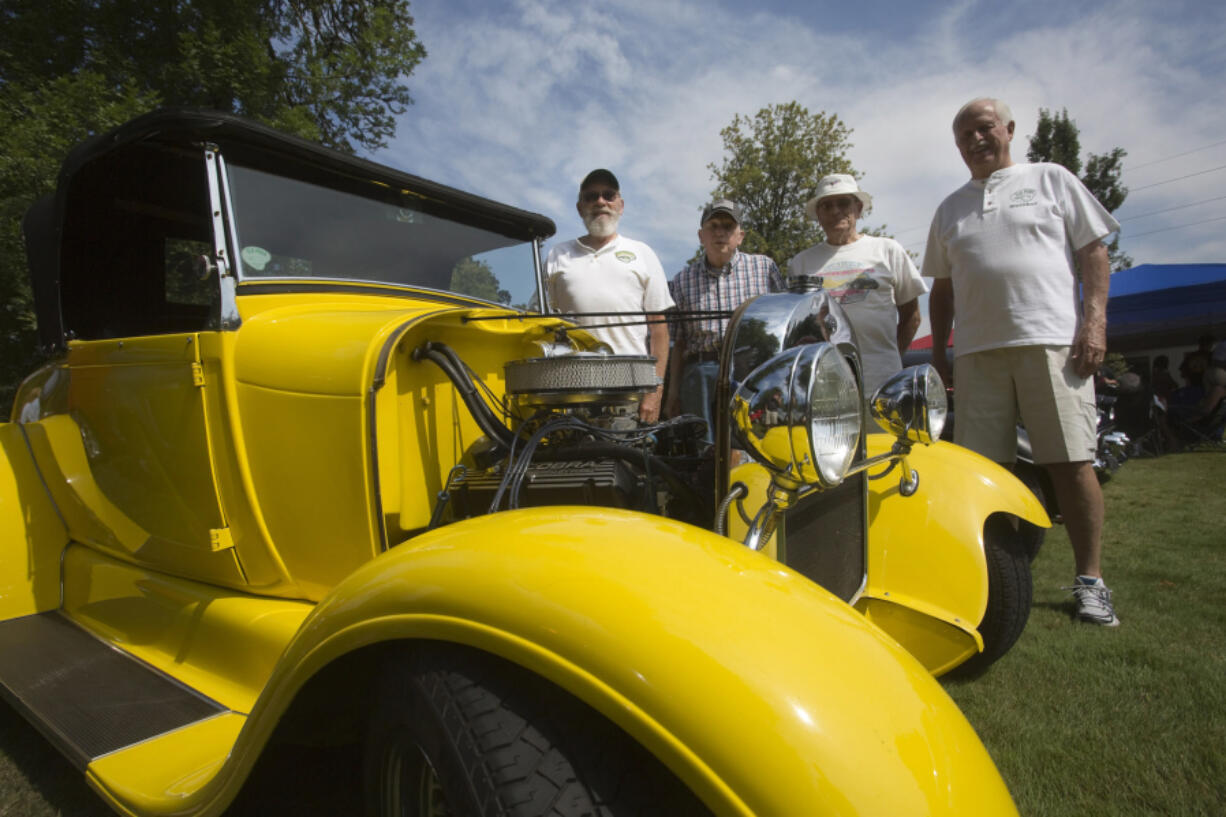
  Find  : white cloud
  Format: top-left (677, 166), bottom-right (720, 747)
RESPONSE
top-left (382, 0), bottom-right (1226, 275)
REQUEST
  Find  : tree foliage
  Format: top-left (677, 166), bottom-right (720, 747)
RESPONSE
top-left (0, 0), bottom-right (426, 154)
top-left (1027, 107), bottom-right (1132, 271)
top-left (1026, 108), bottom-right (1082, 175)
top-left (707, 102), bottom-right (857, 271)
top-left (449, 257), bottom-right (510, 305)
top-left (0, 0), bottom-right (426, 407)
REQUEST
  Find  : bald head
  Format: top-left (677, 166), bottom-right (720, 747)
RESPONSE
top-left (952, 98), bottom-right (1015, 179)
top-left (953, 97), bottom-right (1013, 131)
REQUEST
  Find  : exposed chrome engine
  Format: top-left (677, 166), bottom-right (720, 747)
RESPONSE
top-left (413, 290), bottom-right (950, 603)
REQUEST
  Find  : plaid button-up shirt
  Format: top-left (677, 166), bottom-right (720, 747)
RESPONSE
top-left (669, 250), bottom-right (784, 356)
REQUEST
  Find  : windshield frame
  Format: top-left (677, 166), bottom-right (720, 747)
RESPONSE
top-left (220, 147), bottom-right (547, 309)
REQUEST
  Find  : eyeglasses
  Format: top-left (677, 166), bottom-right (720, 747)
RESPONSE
top-left (581, 189), bottom-right (620, 204)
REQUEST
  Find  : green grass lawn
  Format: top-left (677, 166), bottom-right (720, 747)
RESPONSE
top-left (2, 453), bottom-right (1223, 815)
top-left (945, 452), bottom-right (1226, 817)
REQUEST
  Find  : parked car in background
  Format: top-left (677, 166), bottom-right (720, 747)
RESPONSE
top-left (0, 110), bottom-right (1045, 816)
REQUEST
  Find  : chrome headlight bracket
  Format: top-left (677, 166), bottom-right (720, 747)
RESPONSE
top-left (712, 290), bottom-right (863, 525)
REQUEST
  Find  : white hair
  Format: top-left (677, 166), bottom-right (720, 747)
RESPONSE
top-left (953, 97), bottom-right (1013, 130)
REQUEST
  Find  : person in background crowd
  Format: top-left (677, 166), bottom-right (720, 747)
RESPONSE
top-left (1171, 351), bottom-right (1207, 407)
top-left (1171, 341), bottom-right (1226, 424)
top-left (787, 174), bottom-right (927, 397)
top-left (1179, 334), bottom-right (1215, 378)
top-left (1150, 355), bottom-right (1178, 401)
top-left (665, 199), bottom-right (783, 441)
top-left (545, 169), bottom-right (674, 422)
top-left (922, 97), bottom-right (1121, 627)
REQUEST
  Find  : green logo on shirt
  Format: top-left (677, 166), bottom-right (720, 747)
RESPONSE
top-left (615, 251), bottom-right (636, 263)
top-left (1010, 189), bottom-right (1037, 207)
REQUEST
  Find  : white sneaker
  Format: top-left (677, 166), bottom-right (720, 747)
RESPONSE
top-left (1066, 576), bottom-right (1120, 627)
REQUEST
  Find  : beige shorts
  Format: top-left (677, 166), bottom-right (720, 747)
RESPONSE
top-left (953, 345), bottom-right (1096, 465)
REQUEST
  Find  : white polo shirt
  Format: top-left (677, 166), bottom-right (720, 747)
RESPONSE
top-left (545, 235), bottom-right (674, 356)
top-left (921, 162), bottom-right (1120, 357)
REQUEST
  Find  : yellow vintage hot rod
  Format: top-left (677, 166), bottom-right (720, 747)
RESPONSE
top-left (0, 110), bottom-right (1046, 816)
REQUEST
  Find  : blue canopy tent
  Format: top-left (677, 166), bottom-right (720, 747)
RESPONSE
top-left (1106, 263), bottom-right (1226, 352)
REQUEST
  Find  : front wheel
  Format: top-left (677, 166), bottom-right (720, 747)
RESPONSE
top-left (1012, 463), bottom-right (1050, 562)
top-left (363, 643), bottom-right (712, 817)
top-left (947, 515), bottom-right (1033, 678)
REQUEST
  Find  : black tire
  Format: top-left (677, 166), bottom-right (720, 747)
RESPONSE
top-left (363, 643), bottom-right (712, 817)
top-left (947, 515), bottom-right (1033, 678)
top-left (1011, 464), bottom-right (1049, 563)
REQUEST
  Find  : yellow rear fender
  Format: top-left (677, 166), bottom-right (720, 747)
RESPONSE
top-left (237, 507), bottom-right (1015, 817)
top-left (0, 423), bottom-right (69, 621)
top-left (859, 436), bottom-right (1050, 673)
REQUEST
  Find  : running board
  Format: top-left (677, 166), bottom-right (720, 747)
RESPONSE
top-left (0, 611), bottom-right (227, 770)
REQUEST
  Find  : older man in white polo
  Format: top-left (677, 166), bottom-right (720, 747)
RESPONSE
top-left (922, 97), bottom-right (1121, 627)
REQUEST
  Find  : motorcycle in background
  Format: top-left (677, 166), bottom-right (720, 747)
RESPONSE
top-left (1093, 387), bottom-right (1132, 482)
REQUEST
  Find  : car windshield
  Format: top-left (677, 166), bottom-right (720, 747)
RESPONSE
top-left (226, 163), bottom-right (540, 308)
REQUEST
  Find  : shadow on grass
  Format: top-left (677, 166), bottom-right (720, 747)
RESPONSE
top-left (0, 703), bottom-right (104, 815)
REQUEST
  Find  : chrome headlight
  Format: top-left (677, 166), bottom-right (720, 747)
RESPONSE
top-left (733, 342), bottom-right (862, 487)
top-left (869, 364), bottom-right (948, 444)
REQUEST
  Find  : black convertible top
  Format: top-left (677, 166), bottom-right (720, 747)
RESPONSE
top-left (24, 108), bottom-right (556, 349)
top-left (57, 108), bottom-right (556, 241)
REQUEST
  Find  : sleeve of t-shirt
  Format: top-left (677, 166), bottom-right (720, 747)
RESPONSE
top-left (920, 210), bottom-right (951, 279)
top-left (786, 249), bottom-right (809, 279)
top-left (1055, 166), bottom-right (1121, 251)
top-left (539, 244), bottom-right (562, 311)
top-left (640, 246), bottom-right (676, 312)
top-left (887, 239), bottom-right (929, 302)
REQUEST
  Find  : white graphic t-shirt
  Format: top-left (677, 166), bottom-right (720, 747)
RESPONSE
top-left (789, 235), bottom-right (928, 394)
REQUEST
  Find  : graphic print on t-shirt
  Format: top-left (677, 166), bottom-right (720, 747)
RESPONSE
top-left (815, 262), bottom-right (881, 305)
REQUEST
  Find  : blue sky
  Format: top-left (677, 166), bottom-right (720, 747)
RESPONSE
top-left (375, 0), bottom-right (1226, 335)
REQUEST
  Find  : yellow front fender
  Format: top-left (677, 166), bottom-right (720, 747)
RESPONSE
top-left (859, 436), bottom-right (1050, 674)
top-left (240, 507), bottom-right (1015, 816)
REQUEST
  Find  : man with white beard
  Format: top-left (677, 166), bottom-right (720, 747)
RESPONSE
top-left (545, 168), bottom-right (674, 421)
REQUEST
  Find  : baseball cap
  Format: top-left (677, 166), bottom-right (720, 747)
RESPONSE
top-left (580, 168), bottom-right (619, 191)
top-left (701, 198), bottom-right (742, 226)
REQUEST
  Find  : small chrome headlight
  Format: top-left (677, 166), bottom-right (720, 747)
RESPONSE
top-left (869, 364), bottom-right (948, 444)
top-left (733, 342), bottom-right (861, 487)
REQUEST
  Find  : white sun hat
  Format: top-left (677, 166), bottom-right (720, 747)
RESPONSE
top-left (804, 174), bottom-right (873, 221)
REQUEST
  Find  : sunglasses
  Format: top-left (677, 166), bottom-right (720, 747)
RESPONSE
top-left (581, 189), bottom-right (620, 203)
top-left (817, 196), bottom-right (858, 211)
